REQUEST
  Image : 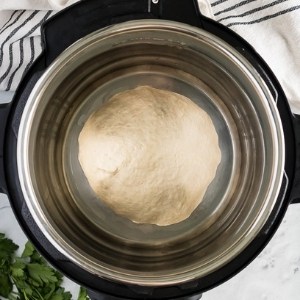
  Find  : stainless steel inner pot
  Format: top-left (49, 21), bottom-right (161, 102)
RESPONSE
top-left (17, 20), bottom-right (285, 286)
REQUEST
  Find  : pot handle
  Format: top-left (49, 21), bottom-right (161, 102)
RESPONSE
top-left (42, 0), bottom-right (202, 66)
top-left (0, 102), bottom-right (11, 194)
top-left (290, 114), bottom-right (300, 204)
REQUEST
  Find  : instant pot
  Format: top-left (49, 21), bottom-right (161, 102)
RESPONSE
top-left (0, 0), bottom-right (299, 299)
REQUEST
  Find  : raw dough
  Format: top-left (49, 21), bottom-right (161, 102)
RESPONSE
top-left (78, 86), bottom-right (221, 226)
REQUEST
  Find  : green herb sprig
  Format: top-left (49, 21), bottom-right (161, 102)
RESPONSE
top-left (0, 233), bottom-right (88, 300)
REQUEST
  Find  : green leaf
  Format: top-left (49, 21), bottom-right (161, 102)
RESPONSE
top-left (0, 233), bottom-right (83, 300)
top-left (49, 288), bottom-right (71, 300)
top-left (23, 286), bottom-right (33, 297)
top-left (11, 267), bottom-right (24, 278)
top-left (27, 263), bottom-right (58, 285)
top-left (49, 293), bottom-right (64, 300)
top-left (22, 241), bottom-right (47, 265)
top-left (11, 259), bottom-right (26, 278)
top-left (21, 242), bottom-right (35, 258)
top-left (30, 250), bottom-right (47, 265)
top-left (27, 277), bottom-right (43, 288)
top-left (13, 278), bottom-right (33, 296)
top-left (77, 287), bottom-right (89, 300)
top-left (0, 273), bottom-right (13, 297)
top-left (43, 283), bottom-right (56, 300)
top-left (53, 270), bottom-right (63, 286)
top-left (0, 235), bottom-right (18, 261)
top-left (62, 291), bottom-right (72, 300)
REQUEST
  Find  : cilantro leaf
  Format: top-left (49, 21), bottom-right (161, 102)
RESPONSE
top-left (0, 232), bottom-right (83, 300)
top-left (30, 249), bottom-right (47, 265)
top-left (10, 259), bottom-right (26, 278)
top-left (49, 288), bottom-right (72, 300)
top-left (53, 270), bottom-right (63, 286)
top-left (0, 235), bottom-right (18, 265)
top-left (0, 233), bottom-right (18, 298)
top-left (22, 241), bottom-right (47, 266)
top-left (0, 273), bottom-right (13, 297)
top-left (21, 241), bottom-right (35, 258)
top-left (0, 235), bottom-right (19, 256)
top-left (13, 278), bottom-right (33, 296)
top-left (43, 283), bottom-right (56, 300)
top-left (27, 263), bottom-right (58, 285)
top-left (77, 287), bottom-right (89, 300)
top-left (11, 266), bottom-right (24, 278)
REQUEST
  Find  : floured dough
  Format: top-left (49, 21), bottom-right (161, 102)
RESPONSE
top-left (78, 86), bottom-right (221, 226)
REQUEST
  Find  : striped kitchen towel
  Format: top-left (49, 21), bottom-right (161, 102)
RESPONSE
top-left (210, 0), bottom-right (300, 114)
top-left (0, 10), bottom-right (55, 91)
top-left (0, 0), bottom-right (299, 113)
top-left (0, 0), bottom-right (79, 10)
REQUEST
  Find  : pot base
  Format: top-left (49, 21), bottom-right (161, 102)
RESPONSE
top-left (87, 289), bottom-right (202, 300)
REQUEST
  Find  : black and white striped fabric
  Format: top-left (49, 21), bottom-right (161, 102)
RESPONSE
top-left (211, 0), bottom-right (300, 27)
top-left (0, 0), bottom-right (299, 113)
top-left (0, 0), bottom-right (79, 10)
top-left (209, 0), bottom-right (300, 114)
top-left (0, 10), bottom-right (55, 91)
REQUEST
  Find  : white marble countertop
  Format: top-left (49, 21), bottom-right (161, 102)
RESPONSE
top-left (205, 204), bottom-right (300, 300)
top-left (1, 93), bottom-right (300, 300)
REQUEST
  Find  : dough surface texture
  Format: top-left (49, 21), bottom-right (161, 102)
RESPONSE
top-left (78, 86), bottom-right (221, 226)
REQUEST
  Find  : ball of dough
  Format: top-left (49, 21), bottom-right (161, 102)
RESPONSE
top-left (78, 86), bottom-right (221, 226)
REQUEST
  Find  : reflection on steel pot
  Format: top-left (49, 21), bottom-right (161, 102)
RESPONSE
top-left (0, 0), bottom-right (299, 299)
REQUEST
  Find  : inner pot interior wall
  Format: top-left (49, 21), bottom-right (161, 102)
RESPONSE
top-left (29, 42), bottom-right (265, 275)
